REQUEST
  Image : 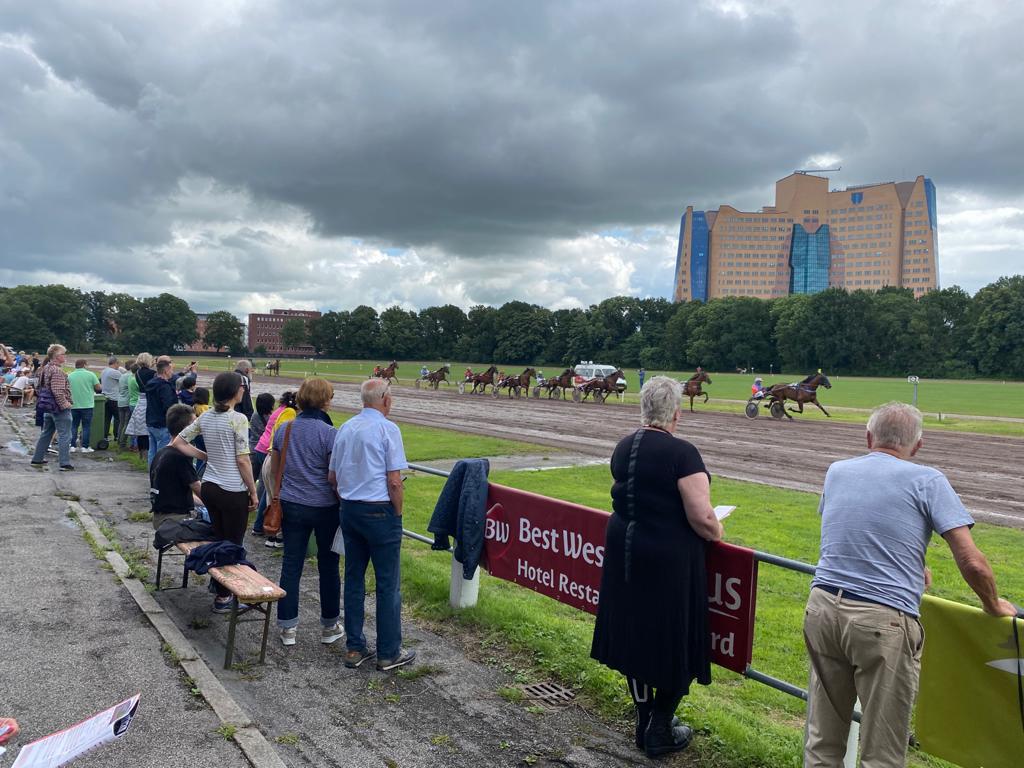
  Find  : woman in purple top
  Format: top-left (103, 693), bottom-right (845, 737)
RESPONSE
top-left (268, 377), bottom-right (341, 647)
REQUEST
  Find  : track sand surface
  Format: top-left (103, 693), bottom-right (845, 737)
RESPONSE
top-left (240, 375), bottom-right (1024, 528)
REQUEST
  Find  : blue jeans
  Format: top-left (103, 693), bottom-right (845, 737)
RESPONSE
top-left (71, 407), bottom-right (94, 449)
top-left (341, 500), bottom-right (403, 658)
top-left (277, 500), bottom-right (341, 629)
top-left (147, 426), bottom-right (170, 465)
top-left (32, 409), bottom-right (72, 466)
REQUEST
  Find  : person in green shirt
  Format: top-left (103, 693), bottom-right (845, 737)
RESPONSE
top-left (67, 359), bottom-right (101, 453)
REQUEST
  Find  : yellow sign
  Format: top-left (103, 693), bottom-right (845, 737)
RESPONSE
top-left (917, 595), bottom-right (1024, 768)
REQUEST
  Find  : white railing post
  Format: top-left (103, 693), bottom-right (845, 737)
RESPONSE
top-left (449, 556), bottom-right (479, 609)
top-left (843, 699), bottom-right (861, 768)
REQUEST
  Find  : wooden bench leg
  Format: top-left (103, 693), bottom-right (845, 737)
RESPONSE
top-left (258, 603), bottom-right (272, 665)
top-left (224, 601), bottom-right (239, 670)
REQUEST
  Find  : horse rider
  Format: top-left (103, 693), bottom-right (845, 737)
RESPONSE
top-left (420, 365), bottom-right (429, 379)
top-left (464, 367), bottom-right (473, 381)
top-left (536, 370), bottom-right (545, 386)
top-left (373, 365), bottom-right (381, 378)
top-left (751, 377), bottom-right (766, 399)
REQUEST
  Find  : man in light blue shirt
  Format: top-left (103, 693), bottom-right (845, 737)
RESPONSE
top-left (329, 378), bottom-right (414, 672)
top-left (803, 402), bottom-right (1015, 768)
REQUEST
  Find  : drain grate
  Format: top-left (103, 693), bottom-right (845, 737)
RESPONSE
top-left (518, 681), bottom-right (576, 709)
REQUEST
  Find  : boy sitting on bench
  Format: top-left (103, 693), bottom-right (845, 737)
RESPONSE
top-left (150, 404), bottom-right (203, 529)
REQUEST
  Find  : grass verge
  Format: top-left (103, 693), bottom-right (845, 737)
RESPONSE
top-left (398, 465), bottom-right (1024, 768)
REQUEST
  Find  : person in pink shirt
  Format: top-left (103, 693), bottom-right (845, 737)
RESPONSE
top-left (251, 391), bottom-right (297, 540)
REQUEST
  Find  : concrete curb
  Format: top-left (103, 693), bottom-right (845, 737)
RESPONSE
top-left (63, 500), bottom-right (285, 768)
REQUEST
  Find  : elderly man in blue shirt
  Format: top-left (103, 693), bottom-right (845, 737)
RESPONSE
top-left (329, 377), bottom-right (414, 671)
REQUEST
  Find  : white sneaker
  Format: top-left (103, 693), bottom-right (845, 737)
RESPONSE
top-left (280, 627), bottom-right (297, 646)
top-left (69, 446), bottom-right (78, 453)
top-left (81, 447), bottom-right (95, 454)
top-left (320, 622), bottom-right (344, 644)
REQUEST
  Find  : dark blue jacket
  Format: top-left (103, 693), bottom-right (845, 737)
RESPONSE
top-left (427, 459), bottom-right (490, 579)
top-left (145, 376), bottom-right (178, 428)
top-left (184, 541), bottom-right (255, 574)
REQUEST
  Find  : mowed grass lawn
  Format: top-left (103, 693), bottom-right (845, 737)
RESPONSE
top-left (398, 463), bottom-right (1024, 768)
top-left (176, 356), bottom-right (1024, 422)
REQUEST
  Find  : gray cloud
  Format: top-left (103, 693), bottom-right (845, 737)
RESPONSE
top-left (1, 0), bottom-right (1022, 312)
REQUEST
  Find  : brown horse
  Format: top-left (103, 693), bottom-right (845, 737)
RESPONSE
top-left (373, 361), bottom-right (399, 384)
top-left (541, 368), bottom-right (575, 400)
top-left (422, 365), bottom-right (450, 390)
top-left (579, 369), bottom-right (625, 403)
top-left (765, 372), bottom-right (832, 419)
top-left (470, 365), bottom-right (498, 394)
top-left (682, 370), bottom-right (712, 412)
top-left (495, 367), bottom-right (535, 399)
top-left (264, 359), bottom-right (281, 377)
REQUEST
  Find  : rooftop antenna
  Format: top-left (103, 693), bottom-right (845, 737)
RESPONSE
top-left (795, 167), bottom-right (841, 174)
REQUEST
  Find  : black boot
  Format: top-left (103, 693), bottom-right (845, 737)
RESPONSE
top-left (634, 703), bottom-right (653, 750)
top-left (644, 712), bottom-right (693, 758)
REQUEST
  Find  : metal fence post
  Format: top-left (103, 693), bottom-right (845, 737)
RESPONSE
top-left (449, 556), bottom-right (479, 609)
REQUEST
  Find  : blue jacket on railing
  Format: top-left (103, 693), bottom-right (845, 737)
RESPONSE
top-left (428, 458), bottom-right (490, 579)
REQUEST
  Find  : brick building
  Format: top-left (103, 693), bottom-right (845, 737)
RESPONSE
top-left (674, 172), bottom-right (938, 301)
top-left (181, 313), bottom-right (210, 354)
top-left (247, 309), bottom-right (321, 356)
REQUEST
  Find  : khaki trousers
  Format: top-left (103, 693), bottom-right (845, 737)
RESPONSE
top-left (803, 587), bottom-right (925, 768)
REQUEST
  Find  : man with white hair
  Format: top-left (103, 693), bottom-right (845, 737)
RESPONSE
top-left (233, 359), bottom-right (254, 419)
top-left (803, 401), bottom-right (1015, 768)
top-left (329, 377), bottom-right (413, 671)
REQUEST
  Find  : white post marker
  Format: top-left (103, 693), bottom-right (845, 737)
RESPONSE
top-left (449, 556), bottom-right (480, 609)
top-left (907, 375), bottom-right (920, 407)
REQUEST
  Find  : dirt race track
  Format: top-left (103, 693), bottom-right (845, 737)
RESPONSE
top-left (240, 374), bottom-right (1024, 529)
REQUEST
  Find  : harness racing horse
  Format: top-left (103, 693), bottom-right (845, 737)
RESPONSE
top-left (264, 359), bottom-right (281, 377)
top-left (682, 370), bottom-right (712, 412)
top-left (373, 361), bottom-right (399, 384)
top-left (494, 367), bottom-right (535, 399)
top-left (421, 365), bottom-right (450, 390)
top-left (469, 365), bottom-right (498, 394)
top-left (765, 372), bottom-right (832, 419)
top-left (541, 368), bottom-right (575, 400)
top-left (579, 369), bottom-right (624, 403)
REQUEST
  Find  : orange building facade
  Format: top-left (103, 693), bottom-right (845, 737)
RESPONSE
top-left (673, 172), bottom-right (939, 302)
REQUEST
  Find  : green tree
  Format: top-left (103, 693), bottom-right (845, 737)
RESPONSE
top-left (662, 301), bottom-right (702, 370)
top-left (419, 304), bottom-right (468, 359)
top-left (969, 275), bottom-right (1024, 377)
top-left (379, 306), bottom-right (421, 359)
top-left (122, 294), bottom-right (197, 354)
top-left (308, 312), bottom-right (344, 357)
top-left (685, 297), bottom-right (774, 371)
top-left (6, 285), bottom-right (88, 350)
top-left (0, 297), bottom-right (54, 351)
top-left (280, 317), bottom-right (308, 351)
top-left (253, 344), bottom-right (268, 357)
top-left (341, 306), bottom-right (380, 359)
top-left (203, 311), bottom-right (245, 353)
top-left (910, 286), bottom-right (972, 377)
top-left (455, 305), bottom-right (499, 362)
top-left (864, 287), bottom-right (917, 375)
top-left (493, 302), bottom-right (552, 364)
top-left (770, 294), bottom-right (814, 374)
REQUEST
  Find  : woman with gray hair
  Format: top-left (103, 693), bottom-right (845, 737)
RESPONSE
top-left (591, 376), bottom-right (723, 758)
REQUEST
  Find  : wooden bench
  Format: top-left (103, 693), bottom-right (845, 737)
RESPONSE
top-left (155, 540), bottom-right (286, 668)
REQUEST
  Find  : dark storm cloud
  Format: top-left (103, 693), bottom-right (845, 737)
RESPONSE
top-left (0, 0), bottom-right (1022, 308)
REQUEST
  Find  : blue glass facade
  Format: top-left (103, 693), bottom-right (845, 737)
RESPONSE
top-left (788, 224), bottom-right (831, 294)
top-left (924, 178), bottom-right (937, 230)
top-left (689, 211), bottom-right (709, 301)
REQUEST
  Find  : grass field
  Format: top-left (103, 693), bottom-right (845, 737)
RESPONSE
top-left (175, 356), bottom-right (1024, 423)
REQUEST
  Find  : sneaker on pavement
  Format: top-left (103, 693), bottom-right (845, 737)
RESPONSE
top-left (211, 597), bottom-right (234, 614)
top-left (280, 627), bottom-right (297, 646)
top-left (81, 447), bottom-right (95, 454)
top-left (343, 648), bottom-right (376, 668)
top-left (321, 622), bottom-right (344, 644)
top-left (59, 464), bottom-right (75, 471)
top-left (30, 461), bottom-right (47, 467)
top-left (264, 536), bottom-right (283, 548)
top-left (69, 446), bottom-right (78, 453)
top-left (47, 446), bottom-right (59, 455)
top-left (376, 649), bottom-right (416, 671)
top-left (251, 529), bottom-right (265, 537)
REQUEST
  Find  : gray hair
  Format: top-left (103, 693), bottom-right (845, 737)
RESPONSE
top-left (867, 401), bottom-right (923, 450)
top-left (46, 344), bottom-right (66, 361)
top-left (361, 377), bottom-right (390, 406)
top-left (235, 359), bottom-right (252, 372)
top-left (108, 356), bottom-right (119, 365)
top-left (639, 376), bottom-right (682, 429)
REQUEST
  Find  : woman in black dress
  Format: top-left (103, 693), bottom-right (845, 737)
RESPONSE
top-left (591, 376), bottom-right (724, 758)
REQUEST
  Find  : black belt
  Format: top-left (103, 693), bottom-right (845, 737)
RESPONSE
top-left (815, 583), bottom-right (891, 609)
top-left (342, 499), bottom-right (391, 506)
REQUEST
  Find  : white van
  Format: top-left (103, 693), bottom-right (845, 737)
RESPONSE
top-left (573, 362), bottom-right (627, 390)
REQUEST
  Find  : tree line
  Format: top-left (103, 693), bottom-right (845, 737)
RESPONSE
top-left (1, 276), bottom-right (1022, 378)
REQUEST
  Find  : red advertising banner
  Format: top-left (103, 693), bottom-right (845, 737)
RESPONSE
top-left (481, 482), bottom-right (757, 673)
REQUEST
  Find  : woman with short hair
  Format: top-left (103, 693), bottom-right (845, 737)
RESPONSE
top-left (171, 372), bottom-right (258, 613)
top-left (269, 377), bottom-right (341, 646)
top-left (125, 353), bottom-right (155, 461)
top-left (591, 376), bottom-right (724, 758)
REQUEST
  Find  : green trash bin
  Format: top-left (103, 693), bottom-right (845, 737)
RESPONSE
top-left (89, 395), bottom-right (108, 449)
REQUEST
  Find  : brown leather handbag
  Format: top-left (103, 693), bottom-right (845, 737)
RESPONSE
top-left (262, 422), bottom-right (293, 537)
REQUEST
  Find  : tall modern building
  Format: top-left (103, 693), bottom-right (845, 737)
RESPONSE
top-left (673, 172), bottom-right (938, 302)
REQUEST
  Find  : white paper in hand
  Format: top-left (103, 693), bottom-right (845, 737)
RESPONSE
top-left (713, 505), bottom-right (736, 521)
top-left (330, 526), bottom-right (346, 556)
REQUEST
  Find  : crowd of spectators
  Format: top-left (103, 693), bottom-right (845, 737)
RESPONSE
top-left (0, 346), bottom-right (39, 408)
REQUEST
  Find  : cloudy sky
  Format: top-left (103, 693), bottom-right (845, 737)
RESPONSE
top-left (1, 0), bottom-right (1022, 316)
